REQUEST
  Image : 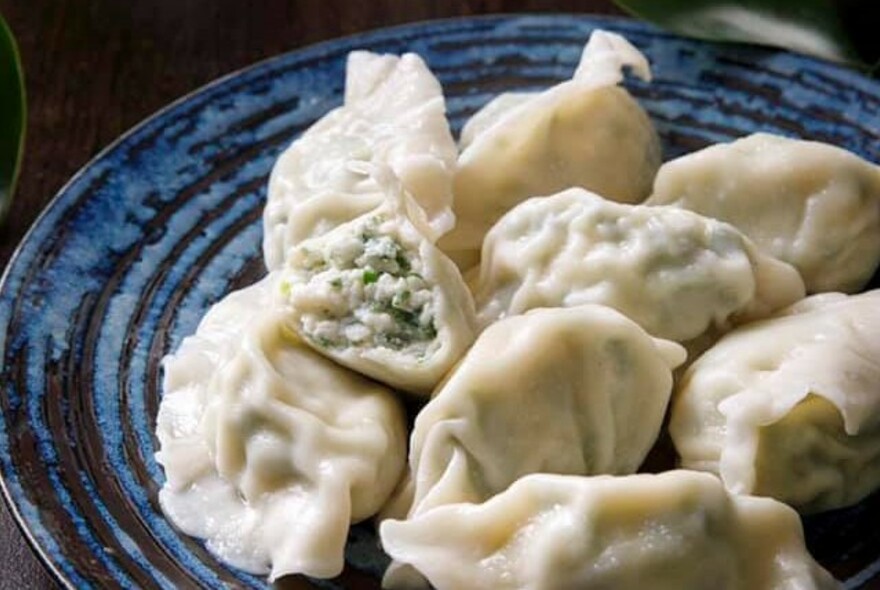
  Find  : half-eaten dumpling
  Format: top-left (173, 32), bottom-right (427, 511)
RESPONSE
top-left (155, 276), bottom-right (407, 580)
top-left (647, 133), bottom-right (880, 293)
top-left (263, 50), bottom-right (457, 269)
top-left (381, 471), bottom-right (839, 590)
top-left (279, 169), bottom-right (477, 395)
top-left (474, 188), bottom-right (805, 343)
top-left (439, 29), bottom-right (661, 269)
top-left (670, 290), bottom-right (880, 513)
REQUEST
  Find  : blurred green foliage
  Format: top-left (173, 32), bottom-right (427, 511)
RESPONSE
top-left (614, 0), bottom-right (879, 73)
top-left (0, 12), bottom-right (25, 224)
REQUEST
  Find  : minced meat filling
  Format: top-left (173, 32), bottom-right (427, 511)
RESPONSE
top-left (284, 222), bottom-right (438, 355)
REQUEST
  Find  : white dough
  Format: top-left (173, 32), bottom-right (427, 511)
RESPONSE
top-left (263, 50), bottom-right (457, 269)
top-left (381, 471), bottom-right (839, 590)
top-left (457, 92), bottom-right (532, 150)
top-left (440, 29), bottom-right (661, 269)
top-left (670, 290), bottom-right (880, 513)
top-left (279, 169), bottom-right (477, 395)
top-left (406, 304), bottom-right (684, 516)
top-left (381, 304), bottom-right (683, 587)
top-left (474, 188), bottom-right (806, 343)
top-left (647, 132), bottom-right (880, 293)
top-left (155, 276), bottom-right (407, 580)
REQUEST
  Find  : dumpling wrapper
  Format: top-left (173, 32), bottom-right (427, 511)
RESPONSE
top-left (279, 168), bottom-right (477, 395)
top-left (381, 304), bottom-right (684, 587)
top-left (156, 276), bottom-right (407, 580)
top-left (440, 29), bottom-right (661, 269)
top-left (474, 188), bottom-right (805, 344)
top-left (263, 50), bottom-right (457, 269)
top-left (647, 132), bottom-right (880, 293)
top-left (670, 290), bottom-right (880, 513)
top-left (457, 92), bottom-right (532, 150)
top-left (408, 304), bottom-right (683, 514)
top-left (381, 471), bottom-right (839, 590)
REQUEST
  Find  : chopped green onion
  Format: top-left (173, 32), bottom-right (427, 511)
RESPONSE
top-left (394, 290), bottom-right (412, 307)
top-left (363, 269), bottom-right (380, 284)
top-left (395, 250), bottom-right (412, 273)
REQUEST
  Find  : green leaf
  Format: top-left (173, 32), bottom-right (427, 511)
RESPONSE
top-left (0, 12), bottom-right (25, 223)
top-left (613, 0), bottom-right (878, 70)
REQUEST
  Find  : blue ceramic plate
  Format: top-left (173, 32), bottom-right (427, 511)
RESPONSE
top-left (1, 15), bottom-right (879, 589)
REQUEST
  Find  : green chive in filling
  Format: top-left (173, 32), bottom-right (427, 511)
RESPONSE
top-left (285, 222), bottom-right (439, 357)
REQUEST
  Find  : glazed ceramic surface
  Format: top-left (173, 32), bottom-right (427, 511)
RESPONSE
top-left (0, 15), bottom-right (878, 589)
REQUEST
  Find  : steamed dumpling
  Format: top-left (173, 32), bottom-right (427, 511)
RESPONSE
top-left (647, 133), bottom-right (880, 293)
top-left (474, 188), bottom-right (805, 343)
top-left (382, 304), bottom-right (684, 587)
top-left (155, 276), bottom-right (407, 580)
top-left (263, 50), bottom-right (457, 269)
top-left (670, 290), bottom-right (880, 513)
top-left (279, 169), bottom-right (477, 395)
top-left (439, 29), bottom-right (661, 269)
top-left (457, 92), bottom-right (531, 150)
top-left (381, 471), bottom-right (839, 590)
top-left (406, 305), bottom-right (684, 518)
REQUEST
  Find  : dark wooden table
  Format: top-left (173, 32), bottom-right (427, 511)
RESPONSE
top-left (0, 1), bottom-right (622, 587)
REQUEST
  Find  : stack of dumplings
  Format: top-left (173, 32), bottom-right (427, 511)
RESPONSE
top-left (155, 27), bottom-right (880, 589)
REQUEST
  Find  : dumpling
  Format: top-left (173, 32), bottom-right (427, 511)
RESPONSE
top-left (406, 305), bottom-right (684, 517)
top-left (380, 471), bottom-right (839, 590)
top-left (647, 133), bottom-right (880, 293)
top-left (278, 168), bottom-right (477, 395)
top-left (263, 50), bottom-right (457, 270)
top-left (457, 92), bottom-right (531, 150)
top-left (670, 290), bottom-right (880, 513)
top-left (474, 188), bottom-right (806, 343)
top-left (380, 304), bottom-right (683, 587)
top-left (155, 275), bottom-right (408, 580)
top-left (439, 29), bottom-right (661, 269)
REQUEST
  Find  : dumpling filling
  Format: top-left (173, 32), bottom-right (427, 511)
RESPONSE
top-left (283, 216), bottom-right (439, 358)
top-left (278, 167), bottom-right (477, 395)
